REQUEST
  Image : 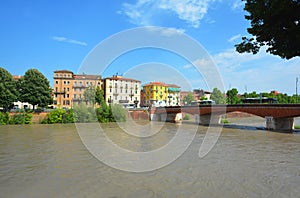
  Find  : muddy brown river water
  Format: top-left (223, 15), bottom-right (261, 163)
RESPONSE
top-left (1, 118), bottom-right (300, 198)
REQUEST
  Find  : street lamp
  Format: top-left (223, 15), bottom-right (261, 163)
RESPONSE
top-left (296, 77), bottom-right (298, 103)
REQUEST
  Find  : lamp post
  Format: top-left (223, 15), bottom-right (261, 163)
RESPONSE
top-left (296, 77), bottom-right (298, 103)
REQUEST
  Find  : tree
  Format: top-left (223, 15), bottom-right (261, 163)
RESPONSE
top-left (95, 86), bottom-right (105, 105)
top-left (83, 85), bottom-right (96, 105)
top-left (0, 67), bottom-right (18, 111)
top-left (183, 92), bottom-right (194, 105)
top-left (20, 69), bottom-right (52, 110)
top-left (210, 88), bottom-right (226, 104)
top-left (235, 0), bottom-right (300, 59)
top-left (226, 88), bottom-right (240, 104)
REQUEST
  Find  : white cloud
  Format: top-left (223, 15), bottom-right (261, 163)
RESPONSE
top-left (228, 34), bottom-right (241, 43)
top-left (121, 0), bottom-right (217, 28)
top-left (145, 26), bottom-right (185, 36)
top-left (231, 0), bottom-right (244, 10)
top-left (51, 36), bottom-right (87, 46)
top-left (211, 48), bottom-right (300, 94)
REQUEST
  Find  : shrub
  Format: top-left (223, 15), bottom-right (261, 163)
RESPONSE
top-left (73, 104), bottom-right (97, 123)
top-left (183, 114), bottom-right (191, 120)
top-left (24, 113), bottom-right (32, 124)
top-left (221, 118), bottom-right (229, 124)
top-left (110, 104), bottom-right (127, 122)
top-left (9, 113), bottom-right (32, 124)
top-left (42, 108), bottom-right (74, 124)
top-left (0, 112), bottom-right (9, 125)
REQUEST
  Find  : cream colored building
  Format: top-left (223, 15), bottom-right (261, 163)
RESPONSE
top-left (103, 75), bottom-right (141, 108)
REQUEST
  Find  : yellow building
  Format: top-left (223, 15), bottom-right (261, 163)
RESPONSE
top-left (142, 82), bottom-right (181, 107)
top-left (53, 70), bottom-right (102, 108)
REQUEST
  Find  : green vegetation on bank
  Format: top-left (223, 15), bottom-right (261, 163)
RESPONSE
top-left (41, 104), bottom-right (127, 124)
top-left (0, 111), bottom-right (32, 125)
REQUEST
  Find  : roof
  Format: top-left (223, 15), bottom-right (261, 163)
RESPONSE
top-left (12, 75), bottom-right (23, 80)
top-left (166, 83), bottom-right (180, 88)
top-left (54, 70), bottom-right (74, 74)
top-left (74, 74), bottom-right (101, 80)
top-left (104, 75), bottom-right (140, 82)
top-left (143, 82), bottom-right (168, 87)
top-left (143, 82), bottom-right (180, 88)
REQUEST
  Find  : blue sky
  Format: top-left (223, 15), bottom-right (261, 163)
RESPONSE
top-left (1, 0), bottom-right (299, 94)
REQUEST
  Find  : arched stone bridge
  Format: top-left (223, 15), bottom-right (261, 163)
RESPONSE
top-left (149, 104), bottom-right (300, 131)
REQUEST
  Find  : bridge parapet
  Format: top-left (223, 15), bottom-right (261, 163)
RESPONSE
top-left (149, 104), bottom-right (300, 131)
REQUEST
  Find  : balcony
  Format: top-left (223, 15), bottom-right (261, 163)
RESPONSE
top-left (54, 90), bottom-right (66, 94)
top-left (73, 85), bottom-right (87, 88)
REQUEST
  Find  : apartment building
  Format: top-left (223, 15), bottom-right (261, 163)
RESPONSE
top-left (103, 75), bottom-right (141, 107)
top-left (53, 70), bottom-right (102, 108)
top-left (142, 82), bottom-right (181, 107)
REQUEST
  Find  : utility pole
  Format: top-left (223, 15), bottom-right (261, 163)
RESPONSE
top-left (296, 77), bottom-right (298, 103)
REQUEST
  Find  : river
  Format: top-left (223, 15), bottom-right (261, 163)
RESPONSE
top-left (1, 118), bottom-right (300, 198)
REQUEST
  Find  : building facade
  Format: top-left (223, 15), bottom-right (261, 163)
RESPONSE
top-left (103, 75), bottom-right (141, 107)
top-left (53, 70), bottom-right (102, 108)
top-left (167, 84), bottom-right (181, 106)
top-left (142, 82), bottom-right (181, 107)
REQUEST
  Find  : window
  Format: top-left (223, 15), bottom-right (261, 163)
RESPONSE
top-left (110, 88), bottom-right (112, 93)
top-left (67, 81), bottom-right (70, 84)
top-left (74, 94), bottom-right (76, 99)
top-left (67, 88), bottom-right (69, 91)
top-left (67, 94), bottom-right (69, 98)
top-left (68, 74), bottom-right (70, 77)
top-left (56, 74), bottom-right (58, 77)
top-left (115, 95), bottom-right (117, 100)
top-left (79, 94), bottom-right (82, 98)
top-left (56, 81), bottom-right (58, 84)
top-left (64, 81), bottom-right (66, 84)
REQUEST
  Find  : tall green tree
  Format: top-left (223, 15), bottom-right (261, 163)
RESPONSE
top-left (210, 88), bottom-right (226, 104)
top-left (235, 0), bottom-right (300, 59)
top-left (0, 67), bottom-right (18, 111)
top-left (95, 86), bottom-right (105, 105)
top-left (183, 92), bottom-right (194, 105)
top-left (83, 85), bottom-right (96, 105)
top-left (20, 69), bottom-right (52, 110)
top-left (226, 88), bottom-right (240, 104)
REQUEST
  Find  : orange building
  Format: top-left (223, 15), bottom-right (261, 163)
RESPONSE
top-left (53, 70), bottom-right (102, 108)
